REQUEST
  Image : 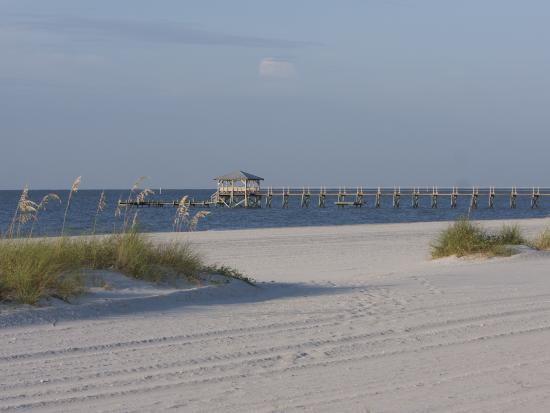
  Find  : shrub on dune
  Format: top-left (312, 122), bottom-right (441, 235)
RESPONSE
top-left (495, 224), bottom-right (525, 245)
top-left (432, 218), bottom-right (491, 258)
top-left (431, 218), bottom-right (526, 259)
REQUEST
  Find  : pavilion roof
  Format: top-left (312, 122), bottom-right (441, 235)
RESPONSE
top-left (215, 170), bottom-right (264, 181)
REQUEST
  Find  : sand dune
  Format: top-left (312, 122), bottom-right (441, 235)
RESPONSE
top-left (1, 218), bottom-right (550, 412)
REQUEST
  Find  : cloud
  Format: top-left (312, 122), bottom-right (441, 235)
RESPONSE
top-left (0, 15), bottom-right (314, 49)
top-left (259, 58), bottom-right (296, 79)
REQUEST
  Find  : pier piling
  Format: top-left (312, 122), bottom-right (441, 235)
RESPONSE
top-left (431, 187), bottom-right (438, 208)
top-left (510, 187), bottom-right (517, 209)
top-left (392, 187), bottom-right (401, 208)
top-left (412, 188), bottom-right (420, 208)
top-left (282, 188), bottom-right (289, 208)
top-left (375, 187), bottom-right (382, 208)
top-left (531, 187), bottom-right (540, 209)
top-left (488, 187), bottom-right (496, 209)
top-left (318, 187), bottom-right (326, 208)
top-left (470, 187), bottom-right (479, 209)
top-left (451, 187), bottom-right (458, 208)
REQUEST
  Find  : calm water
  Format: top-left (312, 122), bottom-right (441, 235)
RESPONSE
top-left (1, 189), bottom-right (548, 236)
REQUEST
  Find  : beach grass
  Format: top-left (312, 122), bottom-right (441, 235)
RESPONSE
top-left (202, 264), bottom-right (256, 286)
top-left (0, 240), bottom-right (83, 304)
top-left (431, 218), bottom-right (525, 258)
top-left (531, 228), bottom-right (550, 251)
top-left (496, 224), bottom-right (525, 245)
top-left (0, 232), bottom-right (250, 305)
top-left (0, 177), bottom-right (238, 305)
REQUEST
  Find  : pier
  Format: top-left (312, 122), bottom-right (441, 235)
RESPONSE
top-left (215, 186), bottom-right (549, 209)
top-left (117, 170), bottom-right (550, 210)
top-left (119, 200), bottom-right (216, 208)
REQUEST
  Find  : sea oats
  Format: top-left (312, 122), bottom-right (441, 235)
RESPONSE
top-left (71, 176), bottom-right (82, 193)
top-left (115, 198), bottom-right (123, 218)
top-left (189, 210), bottom-right (210, 231)
top-left (28, 193), bottom-right (61, 237)
top-left (8, 186), bottom-right (38, 237)
top-left (38, 193), bottom-right (61, 210)
top-left (130, 176), bottom-right (147, 193)
top-left (62, 176), bottom-right (82, 235)
top-left (173, 196), bottom-right (189, 232)
top-left (97, 191), bottom-right (106, 213)
top-left (137, 188), bottom-right (155, 203)
top-left (92, 191), bottom-right (107, 235)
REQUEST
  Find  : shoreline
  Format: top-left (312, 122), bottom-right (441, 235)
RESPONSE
top-left (176, 215), bottom-right (550, 235)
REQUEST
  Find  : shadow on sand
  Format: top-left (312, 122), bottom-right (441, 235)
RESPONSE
top-left (0, 280), bottom-right (379, 328)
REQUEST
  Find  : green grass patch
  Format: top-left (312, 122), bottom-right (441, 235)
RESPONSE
top-left (431, 218), bottom-right (525, 259)
top-left (0, 232), bottom-right (249, 305)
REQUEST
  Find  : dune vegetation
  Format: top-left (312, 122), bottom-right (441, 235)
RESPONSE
top-left (0, 177), bottom-right (249, 305)
top-left (531, 228), bottom-right (550, 251)
top-left (431, 218), bottom-right (526, 258)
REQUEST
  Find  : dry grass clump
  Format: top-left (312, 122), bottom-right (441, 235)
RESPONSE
top-left (531, 228), bottom-right (550, 251)
top-left (431, 218), bottom-right (525, 259)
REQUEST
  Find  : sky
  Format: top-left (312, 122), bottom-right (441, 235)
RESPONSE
top-left (0, 0), bottom-right (549, 189)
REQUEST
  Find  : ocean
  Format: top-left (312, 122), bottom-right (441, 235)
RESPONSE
top-left (1, 189), bottom-right (548, 237)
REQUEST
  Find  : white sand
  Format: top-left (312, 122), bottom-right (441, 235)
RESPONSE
top-left (1, 218), bottom-right (550, 412)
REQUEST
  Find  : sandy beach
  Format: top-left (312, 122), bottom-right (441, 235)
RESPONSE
top-left (1, 217), bottom-right (550, 412)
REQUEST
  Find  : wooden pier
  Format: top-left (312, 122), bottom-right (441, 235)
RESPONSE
top-left (119, 186), bottom-right (550, 210)
top-left (116, 169), bottom-right (550, 210)
top-left (241, 187), bottom-right (549, 209)
top-left (119, 199), bottom-right (216, 208)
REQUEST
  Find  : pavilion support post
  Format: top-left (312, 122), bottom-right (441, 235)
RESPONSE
top-left (244, 179), bottom-right (248, 208)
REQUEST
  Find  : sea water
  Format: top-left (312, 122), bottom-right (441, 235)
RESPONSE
top-left (0, 189), bottom-right (548, 236)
